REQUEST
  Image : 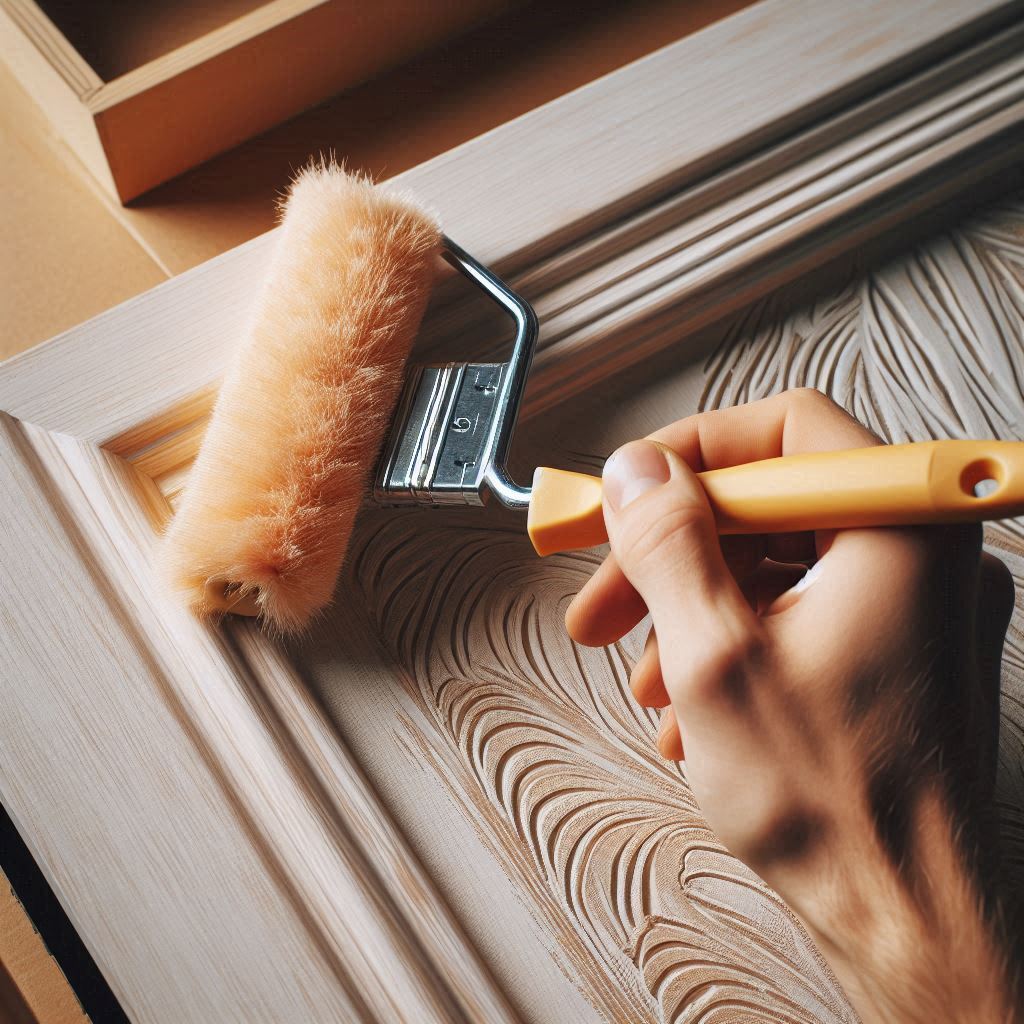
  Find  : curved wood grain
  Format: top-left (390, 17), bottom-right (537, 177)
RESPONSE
top-left (350, 518), bottom-right (854, 1021)
top-left (337, 193), bottom-right (1024, 1021)
top-left (701, 195), bottom-right (1024, 902)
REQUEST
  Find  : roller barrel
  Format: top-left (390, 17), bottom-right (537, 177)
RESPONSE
top-left (160, 164), bottom-right (441, 632)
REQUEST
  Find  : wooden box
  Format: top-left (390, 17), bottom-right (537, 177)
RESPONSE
top-left (0, 0), bottom-right (507, 202)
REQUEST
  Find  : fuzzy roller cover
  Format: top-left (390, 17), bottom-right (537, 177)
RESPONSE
top-left (160, 163), bottom-right (441, 632)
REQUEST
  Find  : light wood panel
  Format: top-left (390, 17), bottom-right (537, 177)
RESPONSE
top-left (288, 195), bottom-right (1024, 1024)
top-left (4, 0), bottom-right (1020, 443)
top-left (2, 2), bottom-right (1023, 1020)
top-left (0, 0), bottom-right (750, 356)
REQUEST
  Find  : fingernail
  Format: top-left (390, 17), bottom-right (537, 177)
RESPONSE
top-left (604, 441), bottom-right (670, 511)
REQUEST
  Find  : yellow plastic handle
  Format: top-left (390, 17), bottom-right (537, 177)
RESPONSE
top-left (527, 440), bottom-right (1024, 556)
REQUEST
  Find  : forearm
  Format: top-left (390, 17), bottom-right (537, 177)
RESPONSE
top-left (777, 788), bottom-right (1018, 1023)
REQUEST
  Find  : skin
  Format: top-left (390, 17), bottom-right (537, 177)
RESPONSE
top-left (566, 389), bottom-right (1020, 1022)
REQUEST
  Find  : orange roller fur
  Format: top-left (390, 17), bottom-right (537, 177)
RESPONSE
top-left (161, 164), bottom-right (440, 632)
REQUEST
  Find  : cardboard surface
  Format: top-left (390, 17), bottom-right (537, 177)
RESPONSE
top-left (1, 62), bottom-right (167, 359)
top-left (0, 872), bottom-right (86, 1024)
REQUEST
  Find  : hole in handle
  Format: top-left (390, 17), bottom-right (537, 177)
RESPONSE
top-left (960, 458), bottom-right (1003, 499)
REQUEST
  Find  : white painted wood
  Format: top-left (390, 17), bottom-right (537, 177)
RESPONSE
top-left (2, 2), bottom-right (1024, 1021)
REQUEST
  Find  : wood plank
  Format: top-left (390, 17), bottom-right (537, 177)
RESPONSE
top-left (89, 0), bottom-right (510, 201)
top-left (4, 0), bottom-right (1022, 439)
top-left (1, 416), bottom-right (533, 1022)
top-left (0, 2), bottom-right (113, 196)
top-left (114, 0), bottom-right (751, 276)
top-left (1, 0), bottom-right (100, 94)
top-left (0, 872), bottom-right (86, 1024)
top-left (0, 0), bottom-right (512, 201)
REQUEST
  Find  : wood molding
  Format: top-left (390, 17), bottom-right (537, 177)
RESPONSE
top-left (2, 0), bottom-right (1021, 441)
top-left (2, 2), bottom-right (1024, 1020)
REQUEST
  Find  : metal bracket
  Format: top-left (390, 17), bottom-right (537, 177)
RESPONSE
top-left (374, 236), bottom-right (538, 510)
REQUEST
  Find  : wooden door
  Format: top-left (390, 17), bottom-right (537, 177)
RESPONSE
top-left (2, 2), bottom-right (1023, 1020)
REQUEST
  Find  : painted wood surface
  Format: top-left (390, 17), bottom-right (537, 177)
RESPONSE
top-left (293, 193), bottom-right (1024, 1022)
top-left (1, 1), bottom-right (1023, 1019)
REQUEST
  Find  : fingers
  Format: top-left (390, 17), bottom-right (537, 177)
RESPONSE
top-left (657, 708), bottom-right (684, 760)
top-left (566, 533), bottom-right (781, 647)
top-left (603, 439), bottom-right (765, 738)
top-left (631, 629), bottom-right (680, 761)
top-left (750, 561), bottom-right (811, 615)
top-left (649, 387), bottom-right (879, 467)
top-left (631, 627), bottom-right (669, 707)
top-left (602, 440), bottom-right (753, 632)
top-left (565, 554), bottom-right (646, 646)
top-left (567, 390), bottom-right (869, 646)
top-left (567, 389), bottom-right (877, 763)
top-left (630, 557), bottom-right (806, 718)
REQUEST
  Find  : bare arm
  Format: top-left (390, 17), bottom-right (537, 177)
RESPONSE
top-left (567, 389), bottom-right (1019, 1022)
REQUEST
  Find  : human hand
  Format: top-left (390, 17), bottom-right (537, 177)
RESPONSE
top-left (566, 389), bottom-right (1018, 1022)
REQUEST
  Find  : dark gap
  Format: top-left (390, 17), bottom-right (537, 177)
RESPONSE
top-left (0, 802), bottom-right (129, 1024)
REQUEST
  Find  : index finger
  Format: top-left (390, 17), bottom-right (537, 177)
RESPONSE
top-left (565, 389), bottom-right (880, 647)
top-left (648, 388), bottom-right (879, 469)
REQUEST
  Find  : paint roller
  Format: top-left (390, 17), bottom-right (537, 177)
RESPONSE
top-left (161, 163), bottom-right (1024, 632)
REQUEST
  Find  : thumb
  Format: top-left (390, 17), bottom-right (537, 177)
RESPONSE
top-left (603, 440), bottom-right (761, 703)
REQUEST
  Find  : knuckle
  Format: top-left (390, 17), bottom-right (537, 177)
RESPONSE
top-left (787, 386), bottom-right (831, 409)
top-left (733, 802), bottom-right (829, 870)
top-left (677, 630), bottom-right (766, 708)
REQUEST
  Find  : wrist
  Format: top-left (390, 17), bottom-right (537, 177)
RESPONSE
top-left (768, 786), bottom-right (1017, 1022)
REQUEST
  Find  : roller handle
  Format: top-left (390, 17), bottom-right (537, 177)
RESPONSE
top-left (526, 440), bottom-right (1024, 556)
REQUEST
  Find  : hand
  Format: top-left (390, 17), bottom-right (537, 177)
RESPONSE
top-left (566, 389), bottom-right (1019, 1022)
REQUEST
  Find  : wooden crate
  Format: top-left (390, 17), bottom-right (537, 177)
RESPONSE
top-left (0, 0), bottom-right (508, 202)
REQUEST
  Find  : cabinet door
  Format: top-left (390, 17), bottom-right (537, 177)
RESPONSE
top-left (2, 2), bottom-right (1022, 1021)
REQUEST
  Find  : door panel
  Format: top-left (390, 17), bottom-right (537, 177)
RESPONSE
top-left (2, 1), bottom-right (1023, 1017)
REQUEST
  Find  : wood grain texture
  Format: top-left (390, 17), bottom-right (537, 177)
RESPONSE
top-left (3, 0), bottom-right (1021, 443)
top-left (700, 196), bottom-right (1024, 894)
top-left (339, 517), bottom-right (856, 1021)
top-left (0, 416), bottom-right (525, 1023)
top-left (2, 3), bottom-right (1024, 1020)
top-left (298, 193), bottom-right (1024, 1021)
